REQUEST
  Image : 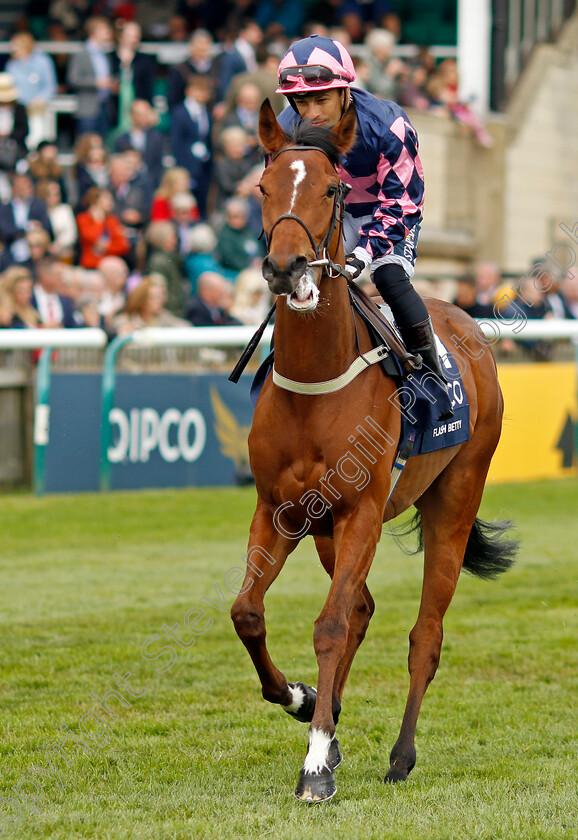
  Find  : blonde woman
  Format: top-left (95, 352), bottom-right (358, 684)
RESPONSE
top-left (111, 275), bottom-right (189, 335)
top-left (150, 167), bottom-right (199, 223)
top-left (1, 266), bottom-right (39, 328)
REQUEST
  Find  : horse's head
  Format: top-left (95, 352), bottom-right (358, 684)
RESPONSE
top-left (258, 99), bottom-right (356, 311)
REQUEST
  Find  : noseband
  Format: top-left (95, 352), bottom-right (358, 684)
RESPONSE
top-left (264, 145), bottom-right (351, 279)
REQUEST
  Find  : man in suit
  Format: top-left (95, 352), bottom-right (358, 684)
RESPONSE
top-left (114, 99), bottom-right (165, 191)
top-left (185, 271), bottom-right (241, 327)
top-left (31, 255), bottom-right (78, 328)
top-left (0, 173), bottom-right (53, 265)
top-left (170, 74), bottom-right (213, 218)
top-left (109, 21), bottom-right (157, 131)
top-left (67, 16), bottom-right (114, 139)
top-left (167, 29), bottom-right (215, 110)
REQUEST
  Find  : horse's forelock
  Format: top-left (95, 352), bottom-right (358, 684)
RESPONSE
top-left (286, 121), bottom-right (341, 168)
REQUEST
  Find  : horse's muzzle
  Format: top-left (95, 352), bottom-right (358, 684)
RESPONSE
top-left (262, 254), bottom-right (309, 295)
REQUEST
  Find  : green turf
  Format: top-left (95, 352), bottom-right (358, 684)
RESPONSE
top-left (1, 480), bottom-right (577, 839)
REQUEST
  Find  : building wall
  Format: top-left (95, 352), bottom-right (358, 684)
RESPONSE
top-left (503, 15), bottom-right (578, 273)
top-left (405, 13), bottom-right (578, 280)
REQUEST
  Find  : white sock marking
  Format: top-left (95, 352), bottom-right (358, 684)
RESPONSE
top-left (303, 728), bottom-right (331, 775)
top-left (283, 684), bottom-right (306, 713)
top-left (289, 160), bottom-right (306, 212)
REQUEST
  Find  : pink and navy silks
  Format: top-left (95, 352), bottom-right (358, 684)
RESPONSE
top-left (276, 88), bottom-right (425, 275)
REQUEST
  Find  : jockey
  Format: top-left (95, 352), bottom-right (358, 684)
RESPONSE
top-left (275, 34), bottom-right (450, 390)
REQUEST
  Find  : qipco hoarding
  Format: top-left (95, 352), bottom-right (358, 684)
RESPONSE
top-left (42, 373), bottom-right (254, 493)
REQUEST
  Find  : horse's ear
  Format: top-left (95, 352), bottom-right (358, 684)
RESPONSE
top-left (259, 99), bottom-right (286, 156)
top-left (331, 102), bottom-right (357, 156)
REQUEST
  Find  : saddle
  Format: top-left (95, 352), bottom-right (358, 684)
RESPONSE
top-left (346, 280), bottom-right (421, 379)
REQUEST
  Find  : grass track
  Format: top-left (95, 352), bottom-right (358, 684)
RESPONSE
top-left (0, 480), bottom-right (577, 839)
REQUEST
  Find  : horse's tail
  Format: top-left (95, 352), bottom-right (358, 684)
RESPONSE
top-left (390, 512), bottom-right (517, 580)
top-left (461, 517), bottom-right (518, 579)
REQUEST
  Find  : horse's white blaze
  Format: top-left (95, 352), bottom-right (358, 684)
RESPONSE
top-left (303, 728), bottom-right (331, 775)
top-left (288, 159), bottom-right (306, 212)
top-left (283, 683), bottom-right (306, 713)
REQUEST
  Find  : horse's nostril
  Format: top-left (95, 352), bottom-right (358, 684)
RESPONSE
top-left (262, 256), bottom-right (277, 280)
top-left (289, 255), bottom-right (308, 277)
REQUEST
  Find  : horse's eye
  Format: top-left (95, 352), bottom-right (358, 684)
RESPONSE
top-left (259, 184), bottom-right (266, 196)
top-left (326, 185), bottom-right (337, 198)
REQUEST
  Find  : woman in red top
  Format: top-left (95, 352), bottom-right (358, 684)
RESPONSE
top-left (76, 187), bottom-right (131, 269)
top-left (150, 166), bottom-right (200, 223)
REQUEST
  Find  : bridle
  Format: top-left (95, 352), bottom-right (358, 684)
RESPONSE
top-left (228, 143), bottom-right (352, 384)
top-left (263, 145), bottom-right (352, 279)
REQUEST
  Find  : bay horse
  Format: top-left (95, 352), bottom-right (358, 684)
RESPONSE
top-left (230, 100), bottom-right (516, 802)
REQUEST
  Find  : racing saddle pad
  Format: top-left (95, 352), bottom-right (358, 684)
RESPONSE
top-left (375, 302), bottom-right (470, 456)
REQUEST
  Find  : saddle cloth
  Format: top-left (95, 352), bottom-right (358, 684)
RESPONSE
top-left (375, 302), bottom-right (470, 456)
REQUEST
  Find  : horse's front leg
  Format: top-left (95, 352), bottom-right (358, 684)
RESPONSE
top-left (295, 506), bottom-right (382, 802)
top-left (230, 498), bottom-right (300, 707)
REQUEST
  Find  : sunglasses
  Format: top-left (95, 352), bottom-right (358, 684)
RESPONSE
top-left (278, 65), bottom-right (348, 88)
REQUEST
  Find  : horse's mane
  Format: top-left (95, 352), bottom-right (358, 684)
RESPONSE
top-left (285, 120), bottom-right (341, 168)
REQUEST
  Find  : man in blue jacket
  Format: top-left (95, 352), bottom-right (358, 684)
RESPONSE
top-left (170, 74), bottom-right (213, 219)
top-left (275, 34), bottom-right (449, 387)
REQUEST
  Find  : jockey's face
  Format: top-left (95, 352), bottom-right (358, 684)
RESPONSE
top-left (293, 89), bottom-right (345, 129)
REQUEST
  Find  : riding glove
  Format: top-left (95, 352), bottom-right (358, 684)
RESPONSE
top-left (344, 254), bottom-right (367, 279)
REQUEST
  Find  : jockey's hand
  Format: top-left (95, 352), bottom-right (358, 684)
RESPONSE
top-left (344, 254), bottom-right (366, 279)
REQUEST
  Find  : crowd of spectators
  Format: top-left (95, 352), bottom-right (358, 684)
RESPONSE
top-left (450, 259), bottom-right (578, 362)
top-left (0, 2), bottom-right (575, 353)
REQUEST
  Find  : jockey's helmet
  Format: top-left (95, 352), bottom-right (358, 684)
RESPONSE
top-left (276, 35), bottom-right (356, 96)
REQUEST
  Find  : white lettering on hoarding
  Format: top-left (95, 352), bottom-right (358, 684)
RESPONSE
top-left (108, 408), bottom-right (207, 464)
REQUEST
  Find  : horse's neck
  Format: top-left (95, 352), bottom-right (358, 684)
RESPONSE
top-left (274, 276), bottom-right (357, 382)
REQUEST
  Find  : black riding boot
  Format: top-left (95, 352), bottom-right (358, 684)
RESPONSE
top-left (399, 317), bottom-right (454, 421)
top-left (372, 265), bottom-right (453, 420)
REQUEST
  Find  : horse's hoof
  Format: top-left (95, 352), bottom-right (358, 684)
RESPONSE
top-left (294, 768), bottom-right (336, 803)
top-left (283, 682), bottom-right (317, 723)
top-left (384, 765), bottom-right (409, 784)
top-left (328, 737), bottom-right (343, 770)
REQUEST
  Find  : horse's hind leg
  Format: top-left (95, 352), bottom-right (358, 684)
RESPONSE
top-left (386, 451), bottom-right (493, 783)
top-left (231, 499), bottom-right (299, 707)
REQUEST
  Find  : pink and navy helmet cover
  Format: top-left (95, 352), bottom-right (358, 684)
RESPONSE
top-left (276, 34), bottom-right (356, 95)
